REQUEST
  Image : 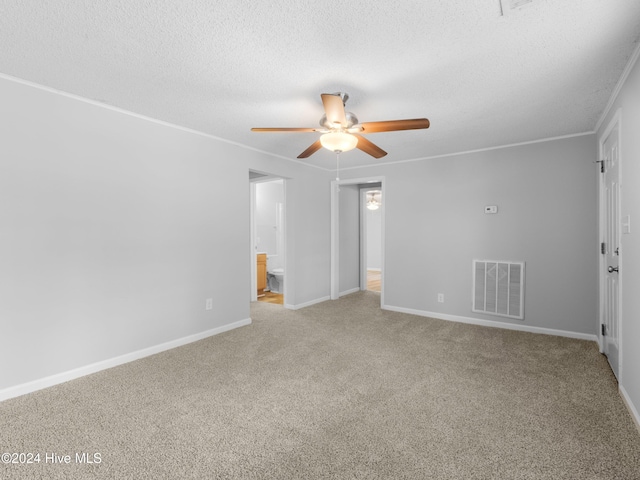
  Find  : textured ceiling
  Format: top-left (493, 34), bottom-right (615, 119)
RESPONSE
top-left (1, 1), bottom-right (639, 170)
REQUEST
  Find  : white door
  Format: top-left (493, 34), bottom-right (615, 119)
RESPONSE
top-left (601, 123), bottom-right (620, 379)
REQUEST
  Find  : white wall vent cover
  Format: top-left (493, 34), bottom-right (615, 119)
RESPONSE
top-left (473, 260), bottom-right (525, 320)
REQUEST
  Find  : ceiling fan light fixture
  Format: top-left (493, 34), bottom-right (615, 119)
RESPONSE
top-left (320, 131), bottom-right (358, 153)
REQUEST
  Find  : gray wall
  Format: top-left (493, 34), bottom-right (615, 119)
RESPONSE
top-left (339, 184), bottom-right (361, 294)
top-left (597, 50), bottom-right (640, 424)
top-left (255, 180), bottom-right (283, 257)
top-left (0, 76), bottom-right (333, 393)
top-left (342, 134), bottom-right (598, 335)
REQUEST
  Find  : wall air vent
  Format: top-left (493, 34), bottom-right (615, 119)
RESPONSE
top-left (473, 260), bottom-right (525, 320)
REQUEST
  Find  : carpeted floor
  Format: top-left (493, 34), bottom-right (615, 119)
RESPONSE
top-left (1, 291), bottom-right (639, 479)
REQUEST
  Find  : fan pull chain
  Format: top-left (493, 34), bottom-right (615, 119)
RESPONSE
top-left (336, 152), bottom-right (340, 181)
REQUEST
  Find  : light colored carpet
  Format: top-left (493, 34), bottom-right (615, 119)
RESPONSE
top-left (1, 291), bottom-right (639, 479)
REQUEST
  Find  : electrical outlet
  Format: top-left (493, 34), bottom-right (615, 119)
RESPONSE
top-left (205, 298), bottom-right (213, 310)
top-left (437, 293), bottom-right (444, 303)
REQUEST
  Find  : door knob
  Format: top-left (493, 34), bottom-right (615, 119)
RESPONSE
top-left (608, 266), bottom-right (619, 273)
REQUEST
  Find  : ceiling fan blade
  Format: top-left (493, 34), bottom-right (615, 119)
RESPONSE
top-left (251, 127), bottom-right (317, 132)
top-left (359, 118), bottom-right (430, 133)
top-left (321, 93), bottom-right (347, 127)
top-left (297, 140), bottom-right (323, 158)
top-left (354, 134), bottom-right (387, 158)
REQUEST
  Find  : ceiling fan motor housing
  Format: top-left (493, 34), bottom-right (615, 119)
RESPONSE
top-left (319, 111), bottom-right (359, 129)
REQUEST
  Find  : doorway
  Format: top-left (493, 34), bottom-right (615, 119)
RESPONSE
top-left (599, 110), bottom-right (621, 379)
top-left (361, 186), bottom-right (382, 293)
top-left (249, 171), bottom-right (286, 306)
top-left (331, 176), bottom-right (385, 304)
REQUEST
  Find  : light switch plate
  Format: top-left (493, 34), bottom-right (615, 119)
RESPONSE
top-left (484, 205), bottom-right (498, 214)
top-left (622, 215), bottom-right (631, 234)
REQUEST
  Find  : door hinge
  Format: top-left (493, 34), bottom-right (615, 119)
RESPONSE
top-left (601, 242), bottom-right (606, 255)
top-left (601, 324), bottom-right (607, 336)
top-left (596, 160), bottom-right (605, 173)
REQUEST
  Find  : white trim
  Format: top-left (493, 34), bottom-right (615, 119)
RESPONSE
top-left (380, 185), bottom-right (386, 307)
top-left (359, 188), bottom-right (368, 291)
top-left (249, 172), bottom-right (290, 184)
top-left (600, 109), bottom-right (623, 153)
top-left (336, 132), bottom-right (595, 171)
top-left (366, 268), bottom-right (382, 272)
top-left (595, 41), bottom-right (640, 133)
top-left (381, 304), bottom-right (599, 342)
top-left (282, 181), bottom-right (288, 305)
top-left (0, 72), bottom-right (325, 171)
top-left (339, 287), bottom-right (361, 297)
top-left (0, 318), bottom-right (251, 402)
top-left (619, 385), bottom-right (640, 434)
top-left (250, 182), bottom-right (257, 302)
top-left (286, 296), bottom-right (331, 310)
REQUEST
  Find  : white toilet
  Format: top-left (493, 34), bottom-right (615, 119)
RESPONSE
top-left (267, 256), bottom-right (284, 294)
top-left (268, 268), bottom-right (284, 294)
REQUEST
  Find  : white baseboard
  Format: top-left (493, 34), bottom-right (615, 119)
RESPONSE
top-left (339, 287), bottom-right (361, 297)
top-left (381, 304), bottom-right (599, 343)
top-left (0, 318), bottom-right (251, 402)
top-left (619, 385), bottom-right (640, 434)
top-left (286, 295), bottom-right (331, 310)
top-left (366, 268), bottom-right (381, 272)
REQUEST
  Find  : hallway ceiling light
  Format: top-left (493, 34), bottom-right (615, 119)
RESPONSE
top-left (366, 190), bottom-right (382, 210)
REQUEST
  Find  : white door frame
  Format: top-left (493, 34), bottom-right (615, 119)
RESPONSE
top-left (331, 176), bottom-right (385, 303)
top-left (360, 187), bottom-right (369, 291)
top-left (250, 182), bottom-right (257, 302)
top-left (598, 109), bottom-right (622, 377)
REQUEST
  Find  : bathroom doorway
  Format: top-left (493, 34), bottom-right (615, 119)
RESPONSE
top-left (249, 171), bottom-right (286, 306)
